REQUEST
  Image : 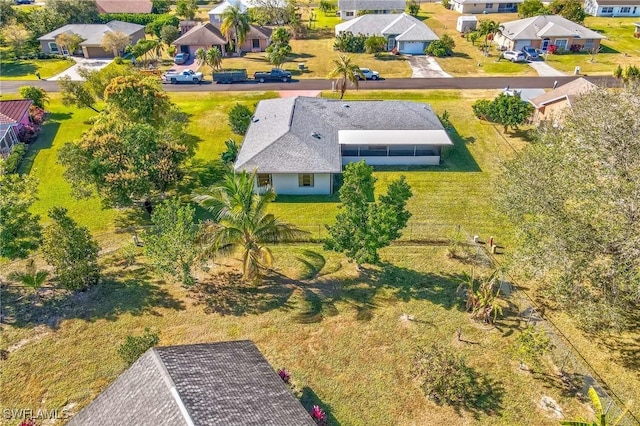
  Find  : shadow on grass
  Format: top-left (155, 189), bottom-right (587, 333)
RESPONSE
top-left (0, 60), bottom-right (37, 77)
top-left (455, 374), bottom-right (505, 418)
top-left (289, 52), bottom-right (316, 59)
top-left (450, 52), bottom-right (472, 59)
top-left (374, 55), bottom-right (408, 62)
top-left (440, 127), bottom-right (482, 172)
top-left (0, 267), bottom-right (185, 329)
top-left (19, 112), bottom-right (73, 173)
top-left (300, 386), bottom-right (341, 426)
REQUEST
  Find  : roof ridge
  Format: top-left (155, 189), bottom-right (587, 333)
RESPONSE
top-left (149, 349), bottom-right (195, 426)
top-left (381, 13), bottom-right (405, 34)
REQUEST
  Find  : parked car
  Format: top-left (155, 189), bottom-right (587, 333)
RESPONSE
top-left (174, 52), bottom-right (190, 65)
top-left (502, 51), bottom-right (526, 63)
top-left (162, 69), bottom-right (203, 84)
top-left (254, 68), bottom-right (292, 82)
top-left (15, 0), bottom-right (34, 4)
top-left (357, 68), bottom-right (380, 80)
top-left (520, 46), bottom-right (540, 61)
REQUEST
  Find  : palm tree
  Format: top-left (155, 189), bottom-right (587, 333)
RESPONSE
top-left (193, 170), bottom-right (305, 281)
top-left (195, 47), bottom-right (209, 68)
top-left (9, 259), bottom-right (49, 302)
top-left (327, 54), bottom-right (364, 100)
top-left (206, 46), bottom-right (223, 71)
top-left (477, 20), bottom-right (504, 51)
top-left (221, 5), bottom-right (250, 57)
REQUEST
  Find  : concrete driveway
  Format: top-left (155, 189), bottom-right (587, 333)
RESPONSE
top-left (48, 58), bottom-right (114, 81)
top-left (527, 60), bottom-right (566, 77)
top-left (407, 56), bottom-right (452, 78)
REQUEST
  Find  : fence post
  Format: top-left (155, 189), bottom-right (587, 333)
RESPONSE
top-left (318, 224), bottom-right (321, 241)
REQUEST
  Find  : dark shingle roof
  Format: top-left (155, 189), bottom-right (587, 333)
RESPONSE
top-left (68, 341), bottom-right (315, 426)
top-left (0, 99), bottom-right (32, 125)
top-left (173, 23), bottom-right (227, 46)
top-left (235, 97), bottom-right (448, 174)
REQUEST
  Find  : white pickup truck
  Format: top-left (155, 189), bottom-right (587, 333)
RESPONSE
top-left (162, 69), bottom-right (204, 84)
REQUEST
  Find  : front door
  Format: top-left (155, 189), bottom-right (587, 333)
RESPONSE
top-left (541, 38), bottom-right (551, 51)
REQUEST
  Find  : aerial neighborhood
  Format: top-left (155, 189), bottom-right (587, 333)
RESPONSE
top-left (1, 0), bottom-right (640, 424)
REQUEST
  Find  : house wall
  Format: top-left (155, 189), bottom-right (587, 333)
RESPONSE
top-left (585, 1), bottom-right (640, 16)
top-left (339, 8), bottom-right (403, 20)
top-left (342, 155), bottom-right (441, 166)
top-left (240, 38), bottom-right (270, 52)
top-left (452, 1), bottom-right (518, 14)
top-left (494, 34), bottom-right (600, 52)
top-left (269, 173), bottom-right (333, 195)
top-left (534, 99), bottom-right (570, 124)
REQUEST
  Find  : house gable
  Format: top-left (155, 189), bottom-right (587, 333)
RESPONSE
top-left (0, 100), bottom-right (32, 126)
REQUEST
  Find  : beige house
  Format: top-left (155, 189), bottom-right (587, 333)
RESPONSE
top-left (173, 22), bottom-right (272, 57)
top-left (337, 0), bottom-right (406, 20)
top-left (450, 0), bottom-right (520, 14)
top-left (37, 21), bottom-right (145, 58)
top-left (529, 78), bottom-right (597, 124)
top-left (494, 15), bottom-right (606, 52)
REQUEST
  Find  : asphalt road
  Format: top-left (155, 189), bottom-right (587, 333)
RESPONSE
top-left (0, 76), bottom-right (619, 94)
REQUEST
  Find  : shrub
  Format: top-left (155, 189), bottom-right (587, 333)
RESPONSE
top-left (17, 123), bottom-right (40, 144)
top-left (228, 104), bottom-right (253, 135)
top-left (547, 44), bottom-right (558, 54)
top-left (512, 325), bottom-right (551, 371)
top-left (97, 13), bottom-right (172, 26)
top-left (319, 0), bottom-right (335, 15)
top-left (113, 56), bottom-right (124, 65)
top-left (278, 368), bottom-right (291, 383)
top-left (413, 344), bottom-right (477, 405)
top-left (334, 31), bottom-right (367, 53)
top-left (29, 106), bottom-right (46, 125)
top-left (613, 64), bottom-right (623, 79)
top-left (118, 328), bottom-right (160, 365)
top-left (309, 405), bottom-right (327, 426)
top-left (471, 99), bottom-right (494, 121)
top-left (442, 0), bottom-right (451, 8)
top-left (19, 86), bottom-right (49, 109)
top-left (622, 64), bottom-right (640, 81)
top-left (1, 143), bottom-right (27, 174)
top-left (426, 35), bottom-right (455, 57)
top-left (220, 139), bottom-right (239, 164)
top-left (364, 35), bottom-right (386, 56)
top-left (407, 0), bottom-right (420, 15)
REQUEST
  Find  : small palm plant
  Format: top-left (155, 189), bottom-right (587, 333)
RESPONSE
top-left (459, 269), bottom-right (503, 324)
top-left (560, 387), bottom-right (629, 426)
top-left (327, 54), bottom-right (364, 99)
top-left (9, 259), bottom-right (49, 302)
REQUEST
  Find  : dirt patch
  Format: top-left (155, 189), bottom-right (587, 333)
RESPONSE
top-left (538, 395), bottom-right (564, 419)
top-left (7, 325), bottom-right (51, 353)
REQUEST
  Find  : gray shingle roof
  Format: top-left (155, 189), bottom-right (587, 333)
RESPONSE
top-left (37, 21), bottom-right (144, 45)
top-left (173, 23), bottom-right (227, 46)
top-left (235, 97), bottom-right (447, 174)
top-left (335, 13), bottom-right (438, 41)
top-left (500, 15), bottom-right (605, 41)
top-left (67, 341), bottom-right (315, 426)
top-left (338, 0), bottom-right (406, 10)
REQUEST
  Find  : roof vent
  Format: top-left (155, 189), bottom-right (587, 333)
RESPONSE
top-left (342, 104), bottom-right (350, 108)
top-left (252, 117), bottom-right (259, 123)
top-left (311, 132), bottom-right (321, 139)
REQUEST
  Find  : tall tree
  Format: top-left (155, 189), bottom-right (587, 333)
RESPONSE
top-left (266, 27), bottom-right (292, 68)
top-left (100, 31), bottom-right (131, 57)
top-left (15, 7), bottom-right (66, 39)
top-left (0, 0), bottom-right (16, 28)
top-left (0, 173), bottom-right (42, 259)
top-left (325, 161), bottom-right (413, 267)
top-left (175, 0), bottom-right (198, 20)
top-left (517, 0), bottom-right (549, 17)
top-left (55, 32), bottom-right (83, 55)
top-left (477, 19), bottom-right (503, 48)
top-left (548, 0), bottom-right (586, 23)
top-left (327, 54), bottom-right (364, 99)
top-left (18, 86), bottom-right (50, 109)
top-left (1, 24), bottom-right (31, 56)
top-left (46, 0), bottom-right (99, 24)
top-left (193, 171), bottom-right (303, 281)
top-left (42, 207), bottom-right (99, 291)
top-left (159, 25), bottom-right (180, 47)
top-left (103, 75), bottom-right (174, 127)
top-left (151, 0), bottom-right (170, 13)
top-left (496, 84), bottom-right (640, 331)
top-left (58, 76), bottom-right (101, 112)
top-left (144, 198), bottom-right (199, 286)
top-left (221, 5), bottom-right (250, 56)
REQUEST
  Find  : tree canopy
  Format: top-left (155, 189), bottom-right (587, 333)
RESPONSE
top-left (548, 0), bottom-right (586, 23)
top-left (496, 84), bottom-right (640, 331)
top-left (0, 173), bottom-right (42, 259)
top-left (472, 92), bottom-right (534, 132)
top-left (518, 0), bottom-right (549, 17)
top-left (221, 5), bottom-right (251, 56)
top-left (266, 27), bottom-right (292, 68)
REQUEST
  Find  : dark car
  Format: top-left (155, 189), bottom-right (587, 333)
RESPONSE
top-left (15, 0), bottom-right (34, 4)
top-left (521, 46), bottom-right (540, 61)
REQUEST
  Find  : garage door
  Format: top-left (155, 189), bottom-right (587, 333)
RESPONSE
top-left (514, 40), bottom-right (529, 51)
top-left (401, 41), bottom-right (425, 55)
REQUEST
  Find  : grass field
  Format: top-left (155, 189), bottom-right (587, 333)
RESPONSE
top-left (2, 89), bottom-right (639, 425)
top-left (0, 56), bottom-right (75, 80)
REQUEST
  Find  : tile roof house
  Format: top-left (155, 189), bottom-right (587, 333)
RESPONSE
top-left (95, 0), bottom-right (153, 13)
top-left (493, 15), bottom-right (606, 52)
top-left (584, 0), bottom-right (640, 16)
top-left (67, 341), bottom-right (316, 426)
top-left (450, 0), bottom-right (522, 14)
top-left (0, 99), bottom-right (33, 158)
top-left (37, 21), bottom-right (145, 58)
top-left (234, 97), bottom-right (453, 195)
top-left (529, 77), bottom-right (597, 124)
top-left (173, 22), bottom-right (272, 57)
top-left (335, 13), bottom-right (439, 54)
top-left (338, 0), bottom-right (407, 20)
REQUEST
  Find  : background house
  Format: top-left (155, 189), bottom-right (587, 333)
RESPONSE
top-left (209, 0), bottom-right (251, 22)
top-left (584, 0), bottom-right (640, 16)
top-left (494, 15), bottom-right (605, 52)
top-left (95, 0), bottom-right (153, 13)
top-left (337, 0), bottom-right (406, 20)
top-left (234, 97), bottom-right (453, 195)
top-left (38, 21), bottom-right (145, 58)
top-left (67, 341), bottom-right (315, 426)
top-left (450, 0), bottom-right (521, 14)
top-left (335, 13), bottom-right (439, 54)
top-left (0, 99), bottom-right (32, 159)
top-left (529, 77), bottom-right (597, 124)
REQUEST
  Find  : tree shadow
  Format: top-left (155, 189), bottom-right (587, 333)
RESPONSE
top-left (0, 267), bottom-right (184, 329)
top-left (451, 52), bottom-right (472, 59)
top-left (457, 374), bottom-right (505, 418)
top-left (439, 127), bottom-right (482, 172)
top-left (18, 122), bottom-right (59, 174)
top-left (289, 52), bottom-right (316, 59)
top-left (300, 386), bottom-right (341, 426)
top-left (0, 60), bottom-right (37, 77)
top-left (374, 55), bottom-right (408, 62)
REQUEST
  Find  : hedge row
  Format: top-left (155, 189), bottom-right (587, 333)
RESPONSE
top-left (97, 13), bottom-right (172, 26)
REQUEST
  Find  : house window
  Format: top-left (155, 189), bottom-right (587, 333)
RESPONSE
top-left (601, 6), bottom-right (613, 13)
top-left (485, 3), bottom-right (493, 8)
top-left (257, 173), bottom-right (272, 187)
top-left (620, 6), bottom-right (631, 12)
top-left (584, 39), bottom-right (594, 49)
top-left (48, 42), bottom-right (59, 53)
top-left (298, 174), bottom-right (314, 187)
top-left (252, 39), bottom-right (260, 48)
top-left (554, 39), bottom-right (568, 50)
top-left (345, 11), bottom-right (354, 16)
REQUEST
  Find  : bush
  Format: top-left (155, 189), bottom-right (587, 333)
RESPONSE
top-left (413, 344), bottom-right (478, 405)
top-left (471, 99), bottom-right (494, 120)
top-left (1, 143), bottom-right (27, 174)
top-left (622, 64), bottom-right (640, 81)
top-left (334, 31), bottom-right (367, 53)
top-left (547, 44), bottom-right (558, 54)
top-left (29, 106), bottom-right (46, 125)
top-left (407, 0), bottom-right (420, 15)
top-left (221, 139), bottom-right (239, 164)
top-left (228, 104), bottom-right (253, 135)
top-left (118, 328), bottom-right (160, 365)
top-left (364, 35), bottom-right (386, 56)
top-left (17, 123), bottom-right (40, 144)
top-left (426, 34), bottom-right (455, 57)
top-left (613, 64), bottom-right (623, 79)
top-left (97, 13), bottom-right (171, 25)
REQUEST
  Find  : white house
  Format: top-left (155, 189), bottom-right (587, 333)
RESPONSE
top-left (234, 97), bottom-right (453, 195)
top-left (584, 0), bottom-right (640, 16)
top-left (209, 0), bottom-right (250, 22)
top-left (450, 0), bottom-right (521, 14)
top-left (335, 13), bottom-right (439, 54)
top-left (337, 0), bottom-right (406, 20)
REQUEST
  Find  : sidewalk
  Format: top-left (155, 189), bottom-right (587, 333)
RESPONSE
top-left (528, 61), bottom-right (566, 77)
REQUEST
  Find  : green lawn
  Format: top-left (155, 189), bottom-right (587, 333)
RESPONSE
top-left (0, 54), bottom-right (75, 80)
